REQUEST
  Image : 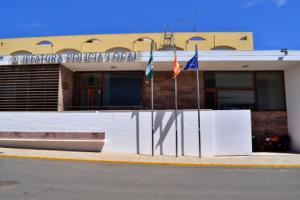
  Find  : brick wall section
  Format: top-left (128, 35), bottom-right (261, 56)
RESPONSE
top-left (251, 111), bottom-right (288, 136)
top-left (57, 65), bottom-right (73, 111)
top-left (142, 71), bottom-right (205, 109)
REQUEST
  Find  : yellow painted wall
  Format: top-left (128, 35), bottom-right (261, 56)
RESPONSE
top-left (0, 32), bottom-right (254, 56)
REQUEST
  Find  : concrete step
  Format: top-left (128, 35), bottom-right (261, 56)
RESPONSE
top-left (0, 132), bottom-right (105, 140)
top-left (0, 132), bottom-right (105, 152)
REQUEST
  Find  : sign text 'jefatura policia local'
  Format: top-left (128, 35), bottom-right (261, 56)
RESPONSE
top-left (11, 51), bottom-right (140, 65)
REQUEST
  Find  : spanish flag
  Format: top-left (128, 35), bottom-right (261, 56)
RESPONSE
top-left (173, 50), bottom-right (181, 77)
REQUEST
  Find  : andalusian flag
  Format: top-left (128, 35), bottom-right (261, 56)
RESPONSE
top-left (146, 50), bottom-right (153, 79)
top-left (173, 50), bottom-right (181, 77)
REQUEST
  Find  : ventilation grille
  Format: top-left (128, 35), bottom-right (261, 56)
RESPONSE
top-left (0, 65), bottom-right (59, 111)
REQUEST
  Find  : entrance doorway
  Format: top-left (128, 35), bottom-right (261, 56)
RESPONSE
top-left (74, 71), bottom-right (143, 110)
top-left (79, 72), bottom-right (102, 110)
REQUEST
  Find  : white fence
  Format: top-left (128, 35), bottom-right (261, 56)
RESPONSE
top-left (0, 110), bottom-right (252, 157)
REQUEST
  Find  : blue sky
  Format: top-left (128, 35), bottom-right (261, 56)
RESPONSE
top-left (0, 0), bottom-right (299, 50)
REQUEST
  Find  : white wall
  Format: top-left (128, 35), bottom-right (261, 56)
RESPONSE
top-left (214, 110), bottom-right (252, 156)
top-left (0, 110), bottom-right (252, 157)
top-left (285, 65), bottom-right (300, 152)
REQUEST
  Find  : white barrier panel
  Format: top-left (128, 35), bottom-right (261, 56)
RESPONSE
top-left (0, 110), bottom-right (252, 157)
top-left (214, 110), bottom-right (252, 156)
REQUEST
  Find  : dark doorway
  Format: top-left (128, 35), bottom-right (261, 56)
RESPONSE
top-left (78, 72), bottom-right (103, 110)
top-left (74, 71), bottom-right (143, 110)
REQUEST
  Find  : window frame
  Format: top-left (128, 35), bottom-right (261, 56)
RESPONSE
top-left (255, 71), bottom-right (287, 111)
top-left (203, 71), bottom-right (286, 112)
top-left (74, 71), bottom-right (144, 110)
top-left (102, 71), bottom-right (143, 108)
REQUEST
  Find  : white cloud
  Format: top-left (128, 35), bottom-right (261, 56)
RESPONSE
top-left (241, 0), bottom-right (288, 8)
top-left (273, 0), bottom-right (288, 7)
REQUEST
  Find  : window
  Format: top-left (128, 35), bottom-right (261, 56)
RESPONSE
top-left (103, 72), bottom-right (142, 108)
top-left (256, 72), bottom-right (285, 111)
top-left (37, 40), bottom-right (53, 45)
top-left (204, 71), bottom-right (285, 111)
top-left (211, 46), bottom-right (236, 50)
top-left (85, 39), bottom-right (101, 43)
top-left (11, 51), bottom-right (32, 56)
top-left (74, 72), bottom-right (142, 110)
top-left (80, 73), bottom-right (102, 87)
top-left (218, 91), bottom-right (255, 110)
top-left (240, 36), bottom-right (248, 41)
top-left (188, 36), bottom-right (206, 41)
top-left (136, 37), bottom-right (153, 42)
top-left (57, 49), bottom-right (80, 54)
top-left (205, 72), bottom-right (254, 89)
top-left (106, 47), bottom-right (131, 53)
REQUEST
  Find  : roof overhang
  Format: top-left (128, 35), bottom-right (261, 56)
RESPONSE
top-left (1, 50), bottom-right (300, 71)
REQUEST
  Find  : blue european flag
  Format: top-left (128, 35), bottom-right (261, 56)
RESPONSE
top-left (184, 50), bottom-right (198, 70)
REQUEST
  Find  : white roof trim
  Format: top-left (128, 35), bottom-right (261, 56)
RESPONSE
top-left (1, 50), bottom-right (300, 66)
top-left (142, 50), bottom-right (300, 62)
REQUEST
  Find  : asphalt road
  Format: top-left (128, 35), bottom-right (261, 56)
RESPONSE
top-left (0, 158), bottom-right (299, 200)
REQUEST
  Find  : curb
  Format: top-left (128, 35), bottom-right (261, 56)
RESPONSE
top-left (1, 154), bottom-right (300, 169)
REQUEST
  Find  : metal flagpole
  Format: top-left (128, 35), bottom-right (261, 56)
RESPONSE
top-left (173, 47), bottom-right (179, 158)
top-left (175, 74), bottom-right (178, 157)
top-left (151, 73), bottom-right (154, 156)
top-left (151, 42), bottom-right (154, 157)
top-left (195, 45), bottom-right (201, 158)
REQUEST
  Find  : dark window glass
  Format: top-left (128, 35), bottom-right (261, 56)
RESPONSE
top-left (204, 72), bottom-right (216, 88)
top-left (80, 73), bottom-right (102, 87)
top-left (205, 72), bottom-right (254, 89)
top-left (103, 72), bottom-right (142, 108)
top-left (218, 91), bottom-right (255, 110)
top-left (205, 91), bottom-right (216, 110)
top-left (204, 71), bottom-right (286, 111)
top-left (215, 72), bottom-right (254, 88)
top-left (256, 72), bottom-right (285, 110)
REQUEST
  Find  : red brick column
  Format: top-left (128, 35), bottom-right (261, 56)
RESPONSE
top-left (58, 66), bottom-right (74, 111)
top-left (142, 71), bottom-right (205, 110)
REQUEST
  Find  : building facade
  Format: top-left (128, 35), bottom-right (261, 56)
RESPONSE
top-left (0, 32), bottom-right (253, 54)
top-left (0, 32), bottom-right (299, 155)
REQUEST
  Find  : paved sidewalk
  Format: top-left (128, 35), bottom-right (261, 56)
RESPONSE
top-left (0, 147), bottom-right (300, 168)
